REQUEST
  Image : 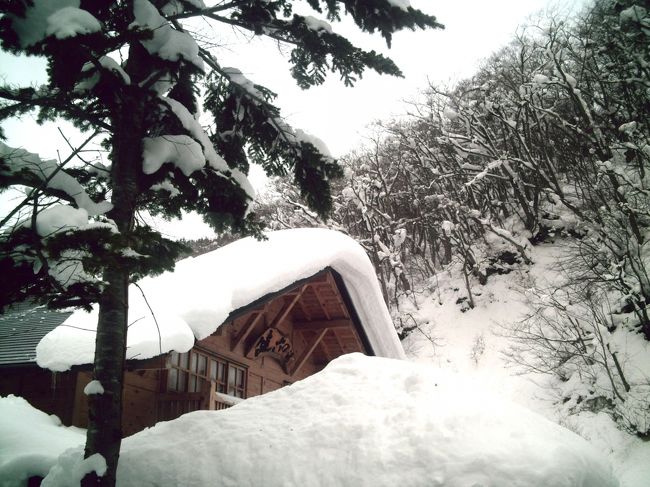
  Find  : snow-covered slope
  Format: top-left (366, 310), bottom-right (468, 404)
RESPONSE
top-left (400, 242), bottom-right (650, 487)
top-left (35, 354), bottom-right (617, 487)
top-left (36, 229), bottom-right (403, 371)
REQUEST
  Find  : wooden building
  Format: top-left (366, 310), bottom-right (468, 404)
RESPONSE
top-left (1, 267), bottom-right (390, 436)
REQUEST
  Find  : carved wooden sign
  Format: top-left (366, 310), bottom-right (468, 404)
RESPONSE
top-left (252, 327), bottom-right (294, 365)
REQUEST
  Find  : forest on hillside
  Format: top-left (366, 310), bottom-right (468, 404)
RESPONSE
top-left (252, 0), bottom-right (650, 440)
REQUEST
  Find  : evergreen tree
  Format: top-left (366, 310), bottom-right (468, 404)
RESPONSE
top-left (0, 0), bottom-right (441, 484)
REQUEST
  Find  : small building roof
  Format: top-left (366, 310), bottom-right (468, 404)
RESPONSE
top-left (0, 302), bottom-right (71, 367)
top-left (36, 229), bottom-right (404, 371)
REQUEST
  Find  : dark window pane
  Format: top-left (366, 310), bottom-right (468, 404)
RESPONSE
top-left (217, 362), bottom-right (225, 381)
top-left (198, 355), bottom-right (207, 376)
top-left (189, 375), bottom-right (198, 393)
top-left (170, 351), bottom-right (179, 366)
top-left (179, 352), bottom-right (189, 369)
top-left (168, 368), bottom-right (178, 391)
top-left (178, 371), bottom-right (188, 391)
top-left (209, 361), bottom-right (217, 381)
top-left (190, 352), bottom-right (197, 372)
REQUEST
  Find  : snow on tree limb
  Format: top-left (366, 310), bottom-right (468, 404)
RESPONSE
top-left (6, 0), bottom-right (101, 48)
top-left (0, 142), bottom-right (113, 217)
top-left (131, 0), bottom-right (204, 71)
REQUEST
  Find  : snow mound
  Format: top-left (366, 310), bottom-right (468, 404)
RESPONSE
top-left (0, 395), bottom-right (85, 485)
top-left (37, 229), bottom-right (403, 371)
top-left (111, 354), bottom-right (617, 487)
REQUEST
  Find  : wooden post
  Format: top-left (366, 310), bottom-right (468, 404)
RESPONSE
top-left (207, 380), bottom-right (216, 411)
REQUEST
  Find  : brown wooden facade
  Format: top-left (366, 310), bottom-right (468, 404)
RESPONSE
top-left (0, 268), bottom-right (373, 437)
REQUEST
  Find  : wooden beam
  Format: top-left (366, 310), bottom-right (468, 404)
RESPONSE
top-left (269, 284), bottom-right (308, 328)
top-left (311, 283), bottom-right (332, 320)
top-left (230, 308), bottom-right (264, 352)
top-left (294, 293), bottom-right (312, 321)
top-left (290, 328), bottom-right (328, 376)
top-left (245, 285), bottom-right (308, 359)
top-left (331, 328), bottom-right (346, 353)
top-left (293, 319), bottom-right (352, 331)
top-left (325, 271), bottom-right (350, 319)
top-left (318, 334), bottom-right (332, 362)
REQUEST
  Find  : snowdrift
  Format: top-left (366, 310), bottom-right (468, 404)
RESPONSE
top-left (33, 354), bottom-right (619, 486)
top-left (0, 395), bottom-right (85, 485)
top-left (117, 354), bottom-right (618, 486)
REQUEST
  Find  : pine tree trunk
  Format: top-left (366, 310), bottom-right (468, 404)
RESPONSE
top-left (82, 82), bottom-right (144, 486)
top-left (82, 269), bottom-right (129, 486)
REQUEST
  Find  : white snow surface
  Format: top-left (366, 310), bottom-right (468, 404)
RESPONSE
top-left (222, 67), bottom-right (263, 98)
top-left (37, 229), bottom-right (404, 371)
top-left (131, 0), bottom-right (203, 70)
top-left (0, 395), bottom-right (85, 486)
top-left (8, 0), bottom-right (79, 48)
top-left (386, 0), bottom-right (411, 12)
top-left (160, 97), bottom-right (228, 172)
top-left (41, 451), bottom-right (106, 487)
top-left (294, 129), bottom-right (333, 159)
top-left (302, 16), bottom-right (333, 34)
top-left (142, 135), bottom-right (206, 176)
top-left (82, 380), bottom-right (104, 396)
top-left (400, 241), bottom-right (650, 486)
top-left (65, 354), bottom-right (617, 486)
top-left (75, 56), bottom-right (130, 92)
top-left (45, 6), bottom-right (101, 40)
top-left (34, 206), bottom-right (89, 237)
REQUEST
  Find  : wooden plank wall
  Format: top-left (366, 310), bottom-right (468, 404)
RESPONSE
top-left (72, 365), bottom-right (165, 437)
top-left (0, 367), bottom-right (77, 425)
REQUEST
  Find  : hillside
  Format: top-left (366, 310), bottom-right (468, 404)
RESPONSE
top-left (400, 240), bottom-right (650, 486)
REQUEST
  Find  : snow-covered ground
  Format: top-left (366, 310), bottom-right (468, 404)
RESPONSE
top-left (400, 243), bottom-right (650, 487)
top-left (0, 396), bottom-right (86, 486)
top-left (3, 354), bottom-right (617, 487)
top-left (1, 241), bottom-right (647, 486)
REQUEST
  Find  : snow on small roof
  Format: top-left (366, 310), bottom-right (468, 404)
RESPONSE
top-left (38, 354), bottom-right (617, 486)
top-left (36, 228), bottom-right (404, 371)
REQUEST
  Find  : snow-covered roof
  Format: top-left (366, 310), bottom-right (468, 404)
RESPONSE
top-left (0, 303), bottom-right (72, 366)
top-left (20, 354), bottom-right (617, 487)
top-left (36, 228), bottom-right (404, 371)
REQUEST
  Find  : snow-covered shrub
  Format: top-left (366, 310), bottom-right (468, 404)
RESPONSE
top-left (504, 282), bottom-right (650, 437)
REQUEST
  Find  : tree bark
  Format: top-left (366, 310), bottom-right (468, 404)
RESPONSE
top-left (82, 81), bottom-right (145, 485)
top-left (82, 268), bottom-right (130, 486)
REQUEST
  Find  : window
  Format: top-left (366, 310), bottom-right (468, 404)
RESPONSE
top-left (168, 349), bottom-right (247, 399)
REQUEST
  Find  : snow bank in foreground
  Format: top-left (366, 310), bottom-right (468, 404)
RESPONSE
top-left (30, 354), bottom-right (611, 486)
top-left (0, 395), bottom-right (85, 486)
top-left (37, 229), bottom-right (403, 371)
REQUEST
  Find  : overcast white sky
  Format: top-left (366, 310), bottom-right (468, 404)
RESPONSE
top-left (1, 0), bottom-right (587, 239)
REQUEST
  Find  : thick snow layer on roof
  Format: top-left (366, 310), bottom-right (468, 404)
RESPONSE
top-left (37, 229), bottom-right (404, 371)
top-left (34, 354), bottom-right (619, 486)
top-left (0, 395), bottom-right (85, 485)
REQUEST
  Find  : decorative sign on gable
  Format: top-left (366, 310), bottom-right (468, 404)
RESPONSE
top-left (251, 327), bottom-right (294, 366)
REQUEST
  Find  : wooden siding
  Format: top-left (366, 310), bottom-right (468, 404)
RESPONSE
top-left (0, 367), bottom-right (77, 425)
